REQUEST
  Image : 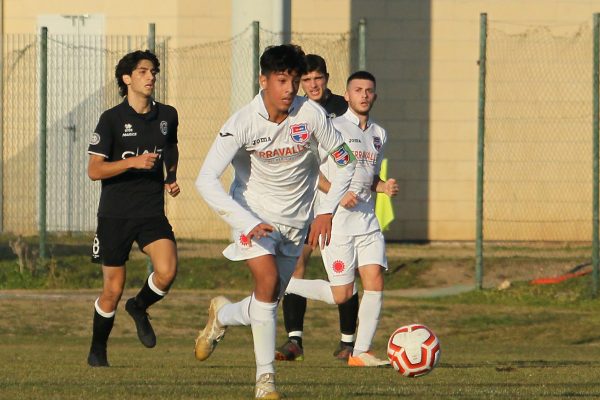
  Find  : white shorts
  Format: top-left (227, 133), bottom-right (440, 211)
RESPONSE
top-left (320, 230), bottom-right (388, 286)
top-left (223, 223), bottom-right (308, 296)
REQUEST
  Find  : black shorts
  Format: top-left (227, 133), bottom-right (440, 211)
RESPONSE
top-left (91, 216), bottom-right (176, 266)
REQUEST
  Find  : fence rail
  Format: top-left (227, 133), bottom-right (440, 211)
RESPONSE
top-left (1, 22), bottom-right (359, 247)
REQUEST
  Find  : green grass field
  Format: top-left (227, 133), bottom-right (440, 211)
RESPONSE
top-left (2, 282), bottom-right (600, 399)
top-left (1, 241), bottom-right (600, 399)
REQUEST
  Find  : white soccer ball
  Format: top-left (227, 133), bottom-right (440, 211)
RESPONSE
top-left (387, 324), bottom-right (441, 377)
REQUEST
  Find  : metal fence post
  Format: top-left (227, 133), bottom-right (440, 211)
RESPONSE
top-left (147, 22), bottom-right (156, 276)
top-left (592, 13), bottom-right (599, 298)
top-left (0, 8), bottom-right (3, 233)
top-left (252, 21), bottom-right (260, 96)
top-left (39, 27), bottom-right (48, 259)
top-left (148, 23), bottom-right (156, 53)
top-left (358, 18), bottom-right (367, 70)
top-left (475, 13), bottom-right (488, 290)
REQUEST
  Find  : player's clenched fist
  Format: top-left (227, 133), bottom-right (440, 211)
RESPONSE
top-left (383, 178), bottom-right (399, 197)
top-left (165, 182), bottom-right (180, 197)
top-left (130, 152), bottom-right (159, 170)
top-left (339, 191), bottom-right (358, 209)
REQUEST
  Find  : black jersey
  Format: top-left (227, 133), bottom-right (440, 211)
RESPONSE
top-left (321, 89), bottom-right (348, 119)
top-left (88, 99), bottom-right (178, 218)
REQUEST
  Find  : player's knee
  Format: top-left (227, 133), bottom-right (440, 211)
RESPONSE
top-left (255, 276), bottom-right (280, 301)
top-left (101, 286), bottom-right (123, 306)
top-left (332, 291), bottom-right (351, 305)
top-left (292, 265), bottom-right (305, 278)
top-left (154, 264), bottom-right (177, 288)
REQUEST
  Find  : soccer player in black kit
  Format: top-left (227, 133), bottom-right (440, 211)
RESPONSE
top-left (86, 50), bottom-right (180, 367)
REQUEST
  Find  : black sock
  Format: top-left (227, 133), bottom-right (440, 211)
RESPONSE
top-left (134, 276), bottom-right (164, 310)
top-left (90, 307), bottom-right (114, 352)
top-left (282, 293), bottom-right (307, 334)
top-left (338, 292), bottom-right (359, 339)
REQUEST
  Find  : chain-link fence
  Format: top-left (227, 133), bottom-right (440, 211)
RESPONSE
top-left (478, 18), bottom-right (594, 288)
top-left (1, 24), bottom-right (355, 242)
top-left (2, 33), bottom-right (168, 236)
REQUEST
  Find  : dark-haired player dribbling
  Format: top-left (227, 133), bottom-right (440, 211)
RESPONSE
top-left (86, 50), bottom-right (180, 367)
top-left (195, 44), bottom-right (355, 399)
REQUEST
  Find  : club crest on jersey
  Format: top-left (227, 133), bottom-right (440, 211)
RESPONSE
top-left (290, 123), bottom-right (310, 143)
top-left (332, 260), bottom-right (345, 273)
top-left (160, 121), bottom-right (168, 135)
top-left (373, 137), bottom-right (382, 151)
top-left (239, 234), bottom-right (250, 247)
top-left (332, 145), bottom-right (351, 166)
top-left (90, 132), bottom-right (100, 145)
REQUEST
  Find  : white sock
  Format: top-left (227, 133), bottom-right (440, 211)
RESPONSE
top-left (148, 272), bottom-right (167, 296)
top-left (286, 277), bottom-right (335, 305)
top-left (94, 298), bottom-right (115, 317)
top-left (217, 296), bottom-right (251, 326)
top-left (353, 290), bottom-right (383, 356)
top-left (341, 333), bottom-right (355, 343)
top-left (250, 294), bottom-right (278, 380)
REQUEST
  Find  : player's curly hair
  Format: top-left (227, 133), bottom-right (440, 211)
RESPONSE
top-left (115, 50), bottom-right (160, 97)
top-left (260, 44), bottom-right (307, 77)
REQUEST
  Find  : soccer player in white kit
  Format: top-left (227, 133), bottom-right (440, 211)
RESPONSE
top-left (285, 70), bottom-right (399, 367)
top-left (194, 44), bottom-right (355, 399)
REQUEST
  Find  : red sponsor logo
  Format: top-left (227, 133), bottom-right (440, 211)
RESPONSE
top-left (239, 234), bottom-right (250, 247)
top-left (256, 144), bottom-right (308, 159)
top-left (332, 260), bottom-right (345, 273)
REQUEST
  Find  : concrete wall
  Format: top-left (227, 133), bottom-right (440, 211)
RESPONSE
top-left (2, 0), bottom-right (598, 241)
top-left (350, 0), bottom-right (598, 241)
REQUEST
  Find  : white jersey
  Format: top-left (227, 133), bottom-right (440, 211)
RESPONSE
top-left (196, 92), bottom-right (356, 235)
top-left (319, 109), bottom-right (387, 236)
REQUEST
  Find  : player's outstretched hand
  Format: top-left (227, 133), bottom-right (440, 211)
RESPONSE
top-left (384, 178), bottom-right (399, 197)
top-left (247, 223), bottom-right (275, 245)
top-left (340, 191), bottom-right (358, 209)
top-left (129, 153), bottom-right (159, 170)
top-left (308, 213), bottom-right (333, 249)
top-left (165, 182), bottom-right (180, 197)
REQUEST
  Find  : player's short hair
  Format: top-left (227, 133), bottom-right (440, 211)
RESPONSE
top-left (115, 50), bottom-right (160, 97)
top-left (347, 70), bottom-right (376, 87)
top-left (260, 44), bottom-right (307, 77)
top-left (306, 54), bottom-right (328, 75)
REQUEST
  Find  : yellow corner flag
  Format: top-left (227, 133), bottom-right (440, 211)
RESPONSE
top-left (375, 158), bottom-right (395, 231)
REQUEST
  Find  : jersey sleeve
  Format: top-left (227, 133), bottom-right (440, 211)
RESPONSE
top-left (374, 128), bottom-right (387, 175)
top-left (195, 120), bottom-right (263, 235)
top-left (312, 109), bottom-right (356, 215)
top-left (168, 108), bottom-right (179, 145)
top-left (87, 111), bottom-right (113, 158)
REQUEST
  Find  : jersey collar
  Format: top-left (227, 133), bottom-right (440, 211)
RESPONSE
top-left (121, 97), bottom-right (158, 120)
top-left (342, 108), bottom-right (371, 129)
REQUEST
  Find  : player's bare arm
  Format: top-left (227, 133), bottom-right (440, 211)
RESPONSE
top-left (371, 175), bottom-right (399, 197)
top-left (87, 153), bottom-right (159, 181)
top-left (164, 143), bottom-right (180, 197)
top-left (317, 171), bottom-right (331, 193)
